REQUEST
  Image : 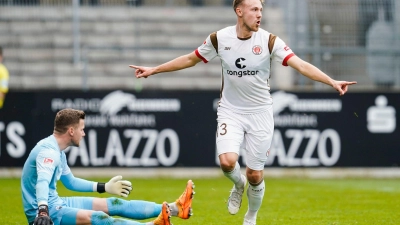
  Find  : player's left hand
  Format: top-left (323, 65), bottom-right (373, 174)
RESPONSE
top-left (333, 80), bottom-right (357, 96)
top-left (105, 175), bottom-right (133, 197)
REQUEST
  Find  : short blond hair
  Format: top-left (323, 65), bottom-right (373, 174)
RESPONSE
top-left (232, 0), bottom-right (265, 11)
top-left (54, 108), bottom-right (85, 134)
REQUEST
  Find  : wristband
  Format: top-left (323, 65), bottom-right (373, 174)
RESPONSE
top-left (38, 204), bottom-right (49, 216)
top-left (97, 182), bottom-right (106, 193)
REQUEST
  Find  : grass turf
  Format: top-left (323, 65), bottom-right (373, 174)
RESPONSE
top-left (1, 177), bottom-right (399, 224)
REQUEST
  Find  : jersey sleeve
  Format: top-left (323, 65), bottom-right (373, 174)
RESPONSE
top-left (195, 34), bottom-right (218, 63)
top-left (36, 149), bottom-right (59, 205)
top-left (60, 173), bottom-right (96, 192)
top-left (271, 37), bottom-right (295, 67)
top-left (60, 152), bottom-right (95, 192)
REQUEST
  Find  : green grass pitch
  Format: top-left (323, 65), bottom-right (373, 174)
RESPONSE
top-left (1, 177), bottom-right (399, 224)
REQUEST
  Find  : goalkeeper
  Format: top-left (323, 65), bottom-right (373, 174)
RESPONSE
top-left (21, 108), bottom-right (194, 225)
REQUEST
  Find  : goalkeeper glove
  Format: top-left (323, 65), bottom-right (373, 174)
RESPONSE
top-left (97, 175), bottom-right (132, 197)
top-left (33, 205), bottom-right (53, 225)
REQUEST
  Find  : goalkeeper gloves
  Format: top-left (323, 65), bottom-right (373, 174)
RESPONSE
top-left (97, 175), bottom-right (132, 197)
top-left (33, 204), bottom-right (53, 225)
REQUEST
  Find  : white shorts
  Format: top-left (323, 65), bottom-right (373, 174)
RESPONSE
top-left (216, 106), bottom-right (274, 170)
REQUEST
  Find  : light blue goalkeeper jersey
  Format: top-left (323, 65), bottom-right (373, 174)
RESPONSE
top-left (21, 135), bottom-right (70, 222)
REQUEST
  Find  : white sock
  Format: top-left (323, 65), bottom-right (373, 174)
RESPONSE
top-left (245, 180), bottom-right (265, 220)
top-left (168, 202), bottom-right (178, 216)
top-left (223, 162), bottom-right (245, 189)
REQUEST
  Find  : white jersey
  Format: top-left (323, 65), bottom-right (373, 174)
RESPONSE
top-left (196, 26), bottom-right (295, 114)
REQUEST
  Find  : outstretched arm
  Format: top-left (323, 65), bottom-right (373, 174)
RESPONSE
top-left (287, 55), bottom-right (357, 95)
top-left (129, 51), bottom-right (202, 78)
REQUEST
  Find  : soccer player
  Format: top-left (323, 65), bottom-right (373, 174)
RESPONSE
top-left (0, 46), bottom-right (9, 109)
top-left (21, 108), bottom-right (194, 225)
top-left (129, 0), bottom-right (357, 224)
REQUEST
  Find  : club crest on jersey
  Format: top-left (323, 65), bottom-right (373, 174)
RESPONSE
top-left (252, 45), bottom-right (262, 55)
top-left (43, 158), bottom-right (54, 164)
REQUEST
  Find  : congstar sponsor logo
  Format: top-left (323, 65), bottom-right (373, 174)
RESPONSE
top-left (227, 69), bottom-right (259, 77)
top-left (227, 57), bottom-right (259, 77)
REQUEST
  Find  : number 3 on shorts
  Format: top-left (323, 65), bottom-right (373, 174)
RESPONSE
top-left (217, 123), bottom-right (227, 137)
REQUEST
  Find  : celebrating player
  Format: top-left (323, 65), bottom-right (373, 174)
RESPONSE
top-left (21, 108), bottom-right (194, 225)
top-left (129, 0), bottom-right (356, 224)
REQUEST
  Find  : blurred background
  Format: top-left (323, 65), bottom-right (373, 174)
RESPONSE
top-left (0, 0), bottom-right (399, 175)
top-left (0, 0), bottom-right (399, 91)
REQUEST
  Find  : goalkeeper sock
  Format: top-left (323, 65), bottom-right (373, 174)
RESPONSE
top-left (223, 161), bottom-right (245, 189)
top-left (107, 197), bottom-right (161, 220)
top-left (91, 211), bottom-right (149, 225)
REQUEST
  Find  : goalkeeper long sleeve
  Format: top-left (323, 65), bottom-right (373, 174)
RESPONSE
top-left (60, 173), bottom-right (96, 192)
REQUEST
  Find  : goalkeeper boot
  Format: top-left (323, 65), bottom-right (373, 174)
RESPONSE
top-left (176, 180), bottom-right (195, 219)
top-left (227, 174), bottom-right (247, 215)
top-left (153, 202), bottom-right (171, 225)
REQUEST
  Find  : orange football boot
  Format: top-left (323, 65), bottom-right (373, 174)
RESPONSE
top-left (153, 202), bottom-right (171, 225)
top-left (176, 180), bottom-right (195, 219)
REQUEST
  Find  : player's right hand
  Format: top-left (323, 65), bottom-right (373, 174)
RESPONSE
top-left (129, 65), bottom-right (153, 78)
top-left (34, 215), bottom-right (53, 225)
top-left (34, 205), bottom-right (53, 225)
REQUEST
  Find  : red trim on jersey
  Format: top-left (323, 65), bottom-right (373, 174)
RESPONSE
top-left (282, 53), bottom-right (295, 66)
top-left (195, 49), bottom-right (208, 63)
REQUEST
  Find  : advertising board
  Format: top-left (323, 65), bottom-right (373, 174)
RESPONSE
top-left (0, 90), bottom-right (398, 167)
